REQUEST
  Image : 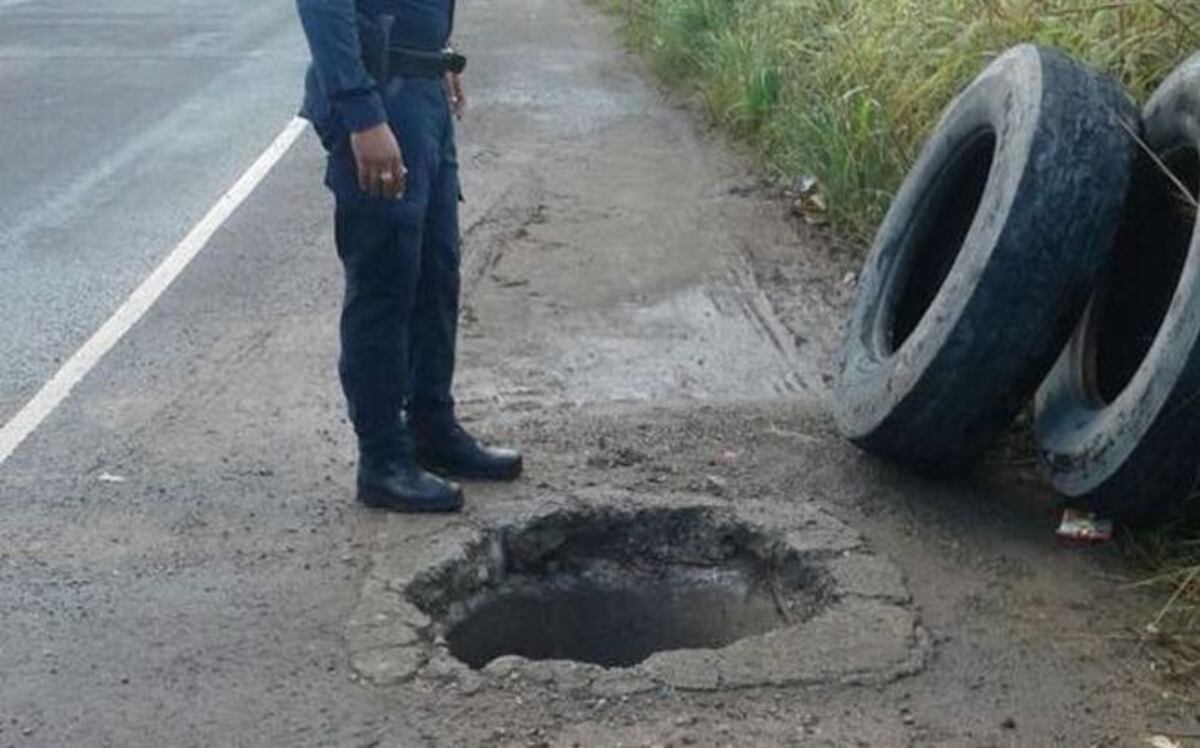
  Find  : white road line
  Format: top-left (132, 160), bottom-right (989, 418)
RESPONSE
top-left (0, 116), bottom-right (309, 469)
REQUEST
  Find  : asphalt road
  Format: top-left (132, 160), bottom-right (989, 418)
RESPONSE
top-left (0, 1), bottom-right (1181, 745)
top-left (0, 0), bottom-right (306, 424)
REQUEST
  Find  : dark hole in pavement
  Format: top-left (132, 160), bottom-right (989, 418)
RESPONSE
top-left (406, 507), bottom-right (830, 670)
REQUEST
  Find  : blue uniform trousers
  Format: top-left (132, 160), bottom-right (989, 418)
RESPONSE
top-left (329, 77), bottom-right (460, 459)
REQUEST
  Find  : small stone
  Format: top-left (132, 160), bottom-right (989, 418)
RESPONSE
top-left (801, 714), bottom-right (819, 728)
top-left (348, 622), bottom-right (419, 653)
top-left (420, 651), bottom-right (468, 683)
top-left (395, 602), bottom-right (432, 631)
top-left (554, 661), bottom-right (602, 693)
top-left (591, 670), bottom-right (655, 698)
top-left (1001, 717), bottom-right (1017, 730)
top-left (674, 716), bottom-right (698, 727)
top-left (712, 449), bottom-right (738, 466)
top-left (351, 646), bottom-right (425, 686)
top-left (705, 475), bottom-right (729, 495)
top-left (458, 673), bottom-right (486, 696)
top-left (519, 660), bottom-right (563, 686)
top-left (484, 655), bottom-right (525, 679)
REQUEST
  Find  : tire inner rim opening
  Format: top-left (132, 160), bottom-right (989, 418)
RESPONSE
top-left (889, 131), bottom-right (998, 353)
top-left (1082, 147), bottom-right (1200, 405)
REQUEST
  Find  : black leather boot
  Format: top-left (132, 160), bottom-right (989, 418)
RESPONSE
top-left (412, 417), bottom-right (523, 482)
top-left (357, 455), bottom-right (465, 513)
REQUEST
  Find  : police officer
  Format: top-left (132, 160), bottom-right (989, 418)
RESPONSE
top-left (297, 0), bottom-right (521, 513)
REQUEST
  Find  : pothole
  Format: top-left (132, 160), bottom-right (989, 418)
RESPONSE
top-left (407, 507), bottom-right (831, 670)
top-left (351, 497), bottom-right (928, 693)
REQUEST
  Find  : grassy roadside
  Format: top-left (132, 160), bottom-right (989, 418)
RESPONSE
top-left (602, 0), bottom-right (1199, 238)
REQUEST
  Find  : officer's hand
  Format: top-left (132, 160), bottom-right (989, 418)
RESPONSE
top-left (445, 72), bottom-right (466, 120)
top-left (350, 123), bottom-right (406, 199)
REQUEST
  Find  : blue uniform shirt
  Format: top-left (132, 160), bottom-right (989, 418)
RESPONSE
top-left (297, 0), bottom-right (454, 145)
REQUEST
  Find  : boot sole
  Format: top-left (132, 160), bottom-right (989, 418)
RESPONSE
top-left (357, 487), bottom-right (465, 513)
top-left (416, 457), bottom-right (523, 483)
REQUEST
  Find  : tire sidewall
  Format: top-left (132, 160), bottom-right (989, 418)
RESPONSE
top-left (836, 46), bottom-right (1042, 439)
top-left (1035, 53), bottom-right (1200, 518)
top-left (837, 45), bottom-right (1135, 469)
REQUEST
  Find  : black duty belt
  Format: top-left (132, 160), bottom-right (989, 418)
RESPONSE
top-left (379, 47), bottom-right (467, 81)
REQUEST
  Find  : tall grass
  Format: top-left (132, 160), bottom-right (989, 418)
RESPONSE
top-left (605, 0), bottom-right (1200, 238)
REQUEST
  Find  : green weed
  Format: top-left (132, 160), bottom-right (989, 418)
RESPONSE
top-left (603, 0), bottom-right (1200, 236)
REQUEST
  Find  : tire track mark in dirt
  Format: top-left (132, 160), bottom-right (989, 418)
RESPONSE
top-left (459, 171), bottom-right (550, 302)
top-left (449, 131), bottom-right (832, 409)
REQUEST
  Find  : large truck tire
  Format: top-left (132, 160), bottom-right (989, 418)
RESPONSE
top-left (1035, 53), bottom-right (1200, 524)
top-left (835, 45), bottom-right (1137, 471)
